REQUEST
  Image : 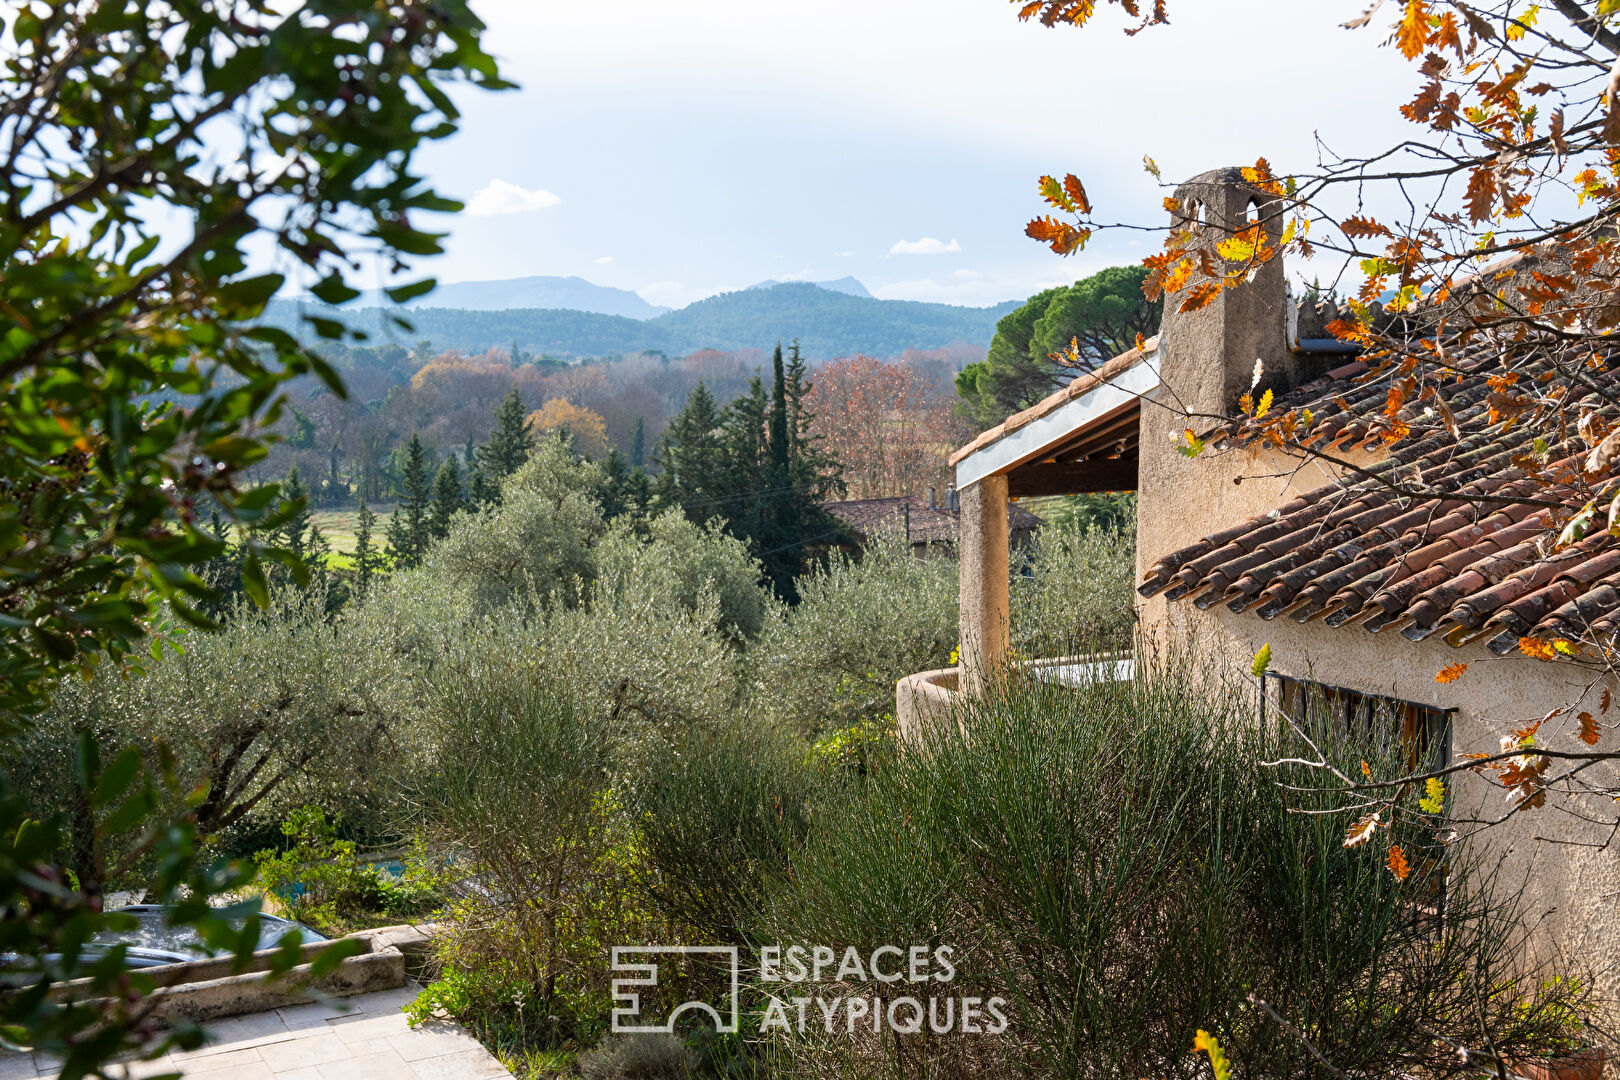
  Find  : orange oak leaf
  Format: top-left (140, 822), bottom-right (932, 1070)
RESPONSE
top-left (1063, 173), bottom-right (1092, 215)
top-left (1342, 215), bottom-right (1393, 239)
top-left (1519, 637), bottom-right (1557, 661)
top-left (1579, 712), bottom-right (1603, 746)
top-left (1435, 662), bottom-right (1468, 684)
top-left (1396, 0), bottom-right (1430, 59)
top-left (1387, 845), bottom-right (1411, 881)
top-left (1465, 165), bottom-right (1497, 224)
top-left (1344, 812), bottom-right (1382, 848)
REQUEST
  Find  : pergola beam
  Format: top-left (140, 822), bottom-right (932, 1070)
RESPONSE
top-left (1006, 455), bottom-right (1138, 498)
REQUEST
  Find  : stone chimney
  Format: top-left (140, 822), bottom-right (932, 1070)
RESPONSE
top-left (1154, 167), bottom-right (1300, 422)
top-left (928, 486), bottom-right (937, 510)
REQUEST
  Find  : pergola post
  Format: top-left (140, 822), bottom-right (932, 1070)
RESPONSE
top-left (958, 474), bottom-right (1010, 695)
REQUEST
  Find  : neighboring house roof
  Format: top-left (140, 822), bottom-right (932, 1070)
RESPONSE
top-left (824, 495), bottom-right (1042, 546)
top-left (1137, 342), bottom-right (1619, 656)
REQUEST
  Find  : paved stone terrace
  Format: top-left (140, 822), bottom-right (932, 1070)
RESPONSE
top-left (0, 985), bottom-right (511, 1079)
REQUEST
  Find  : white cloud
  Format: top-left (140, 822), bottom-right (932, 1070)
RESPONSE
top-left (889, 236), bottom-right (961, 256)
top-left (951, 268), bottom-right (980, 280)
top-left (594, 255), bottom-right (614, 264)
top-left (465, 179), bottom-right (563, 217)
top-left (834, 250), bottom-right (856, 257)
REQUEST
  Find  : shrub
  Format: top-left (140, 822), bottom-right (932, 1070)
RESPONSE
top-left (577, 1033), bottom-right (698, 1080)
top-left (407, 650), bottom-right (658, 1033)
top-left (254, 806), bottom-right (376, 932)
top-left (622, 717), bottom-right (821, 944)
top-left (758, 661), bottom-right (1592, 1080)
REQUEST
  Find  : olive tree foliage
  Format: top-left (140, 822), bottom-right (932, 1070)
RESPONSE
top-left (593, 509), bottom-right (769, 642)
top-left (0, 0), bottom-right (504, 1072)
top-left (1011, 517), bottom-right (1137, 659)
top-left (412, 434), bottom-right (606, 616)
top-left (750, 538), bottom-right (960, 735)
top-left (9, 589), bottom-right (411, 866)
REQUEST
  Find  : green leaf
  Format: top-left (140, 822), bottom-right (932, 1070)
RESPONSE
top-left (216, 273), bottom-right (286, 309)
top-left (92, 748), bottom-right (143, 809)
top-left (309, 274), bottom-right (360, 306)
top-left (241, 552), bottom-right (269, 608)
top-left (102, 791), bottom-right (155, 836)
top-left (385, 278), bottom-right (437, 304)
top-left (1251, 644), bottom-right (1272, 677)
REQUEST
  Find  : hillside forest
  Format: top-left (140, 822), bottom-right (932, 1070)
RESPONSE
top-left (263, 264), bottom-right (1159, 523)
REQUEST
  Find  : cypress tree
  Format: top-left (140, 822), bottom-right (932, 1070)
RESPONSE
top-left (428, 458), bottom-right (465, 539)
top-left (768, 342), bottom-right (789, 478)
top-left (630, 416), bottom-right (646, 468)
top-left (385, 433), bottom-right (432, 569)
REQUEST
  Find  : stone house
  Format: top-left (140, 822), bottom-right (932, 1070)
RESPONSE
top-left (899, 166), bottom-right (1620, 989)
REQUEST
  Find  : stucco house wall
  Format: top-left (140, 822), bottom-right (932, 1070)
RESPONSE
top-left (1137, 379), bottom-right (1620, 1003)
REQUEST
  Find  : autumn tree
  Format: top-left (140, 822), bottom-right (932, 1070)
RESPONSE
top-left (809, 355), bottom-right (973, 499)
top-left (528, 397), bottom-right (612, 459)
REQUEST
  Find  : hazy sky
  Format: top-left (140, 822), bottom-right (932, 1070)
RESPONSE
top-left (390, 1), bottom-right (1422, 310)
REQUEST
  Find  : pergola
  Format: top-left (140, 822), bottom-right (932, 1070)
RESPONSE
top-left (950, 337), bottom-right (1158, 690)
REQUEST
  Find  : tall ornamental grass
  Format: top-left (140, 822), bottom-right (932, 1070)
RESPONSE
top-left (759, 659), bottom-right (1589, 1080)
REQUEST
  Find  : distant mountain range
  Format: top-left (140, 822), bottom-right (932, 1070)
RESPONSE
top-left (339, 274), bottom-right (670, 319)
top-left (266, 278), bottom-right (1020, 359)
top-left (744, 275), bottom-right (872, 299)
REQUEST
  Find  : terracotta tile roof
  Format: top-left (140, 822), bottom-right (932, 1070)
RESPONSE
top-left (948, 336), bottom-right (1158, 468)
top-left (824, 495), bottom-right (1041, 545)
top-left (1137, 343), bottom-right (1620, 656)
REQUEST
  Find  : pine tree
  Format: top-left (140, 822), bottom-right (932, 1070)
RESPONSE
top-left (722, 374), bottom-right (771, 545)
top-left (278, 467), bottom-right (314, 561)
top-left (428, 457), bottom-right (465, 539)
top-left (385, 433), bottom-right (432, 569)
top-left (655, 381), bottom-right (727, 522)
top-left (478, 387), bottom-right (535, 481)
top-left (353, 496), bottom-right (381, 597)
top-left (630, 416), bottom-right (646, 468)
top-left (468, 468), bottom-right (501, 508)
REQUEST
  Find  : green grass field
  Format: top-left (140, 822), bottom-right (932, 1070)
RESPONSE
top-left (311, 506), bottom-right (393, 570)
